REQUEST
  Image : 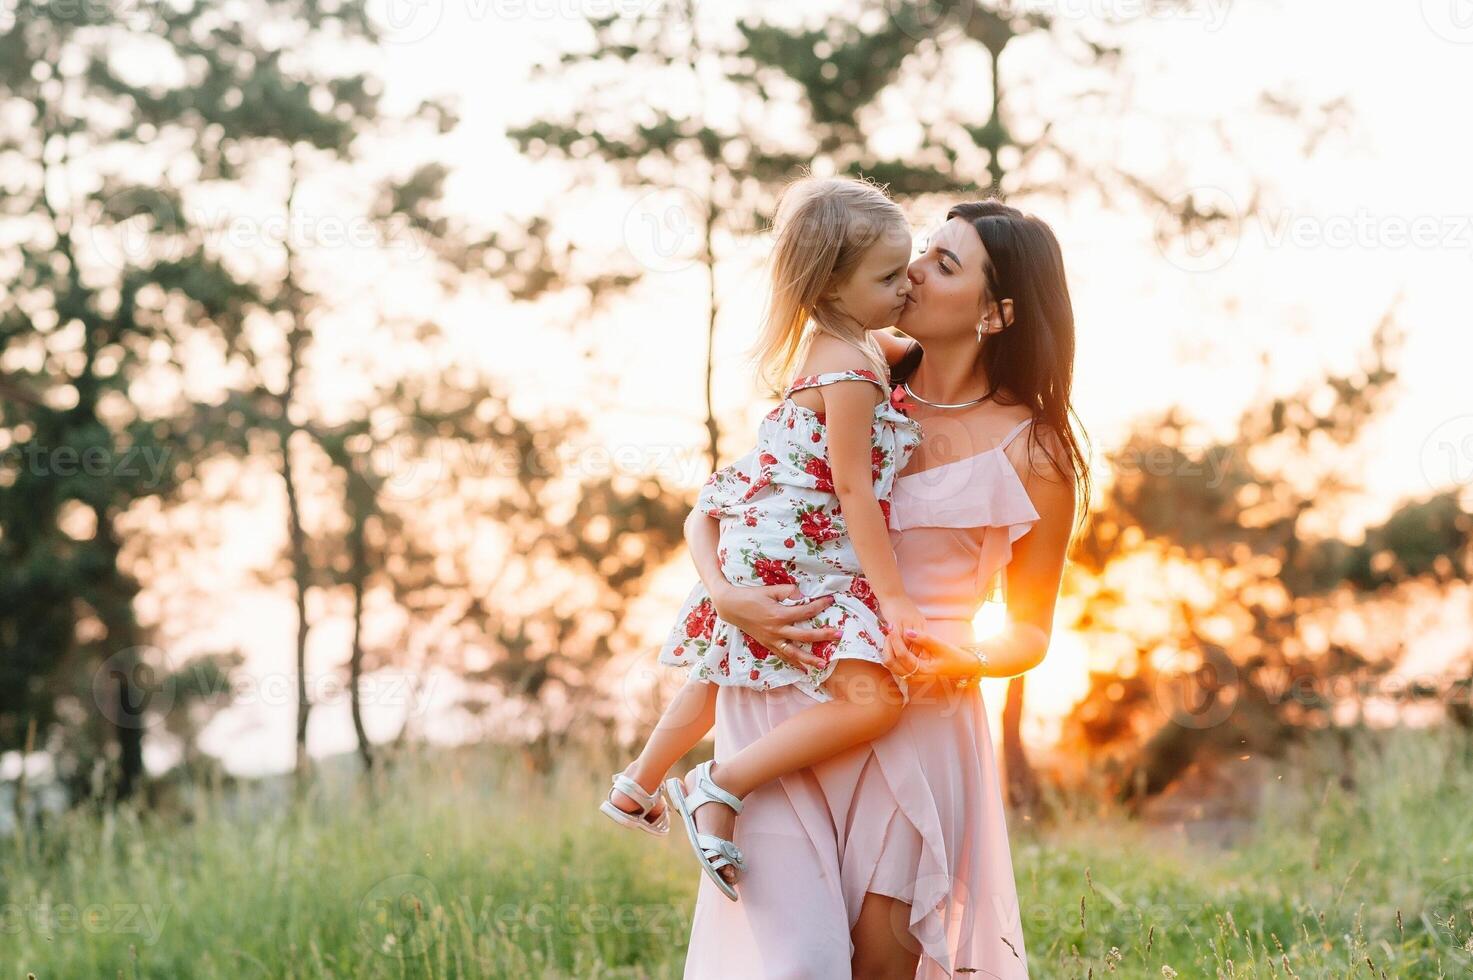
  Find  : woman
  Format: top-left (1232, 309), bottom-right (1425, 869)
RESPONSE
top-left (678, 199), bottom-right (1089, 978)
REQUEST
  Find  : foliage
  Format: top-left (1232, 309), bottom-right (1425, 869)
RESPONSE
top-left (1060, 318), bottom-right (1473, 803)
top-left (4, 725), bottom-right (1471, 977)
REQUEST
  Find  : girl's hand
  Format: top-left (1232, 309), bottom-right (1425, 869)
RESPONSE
top-left (894, 630), bottom-right (980, 682)
top-left (877, 594), bottom-right (927, 675)
top-left (882, 629), bottom-right (919, 679)
top-left (710, 582), bottom-right (841, 671)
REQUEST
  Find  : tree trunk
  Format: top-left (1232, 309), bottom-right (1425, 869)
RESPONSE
top-left (282, 154), bottom-right (315, 796)
top-left (93, 501), bottom-right (146, 802)
top-left (703, 229), bottom-right (720, 473)
top-left (347, 483), bottom-right (374, 774)
top-left (109, 642), bottom-right (147, 802)
top-left (43, 124), bottom-right (147, 804)
top-left (1449, 674), bottom-right (1473, 730)
top-left (690, 3), bottom-right (721, 475)
top-left (1001, 674), bottom-right (1040, 816)
top-left (281, 427), bottom-right (313, 794)
top-left (1117, 721), bottom-right (1208, 810)
top-left (13, 717), bottom-right (35, 847)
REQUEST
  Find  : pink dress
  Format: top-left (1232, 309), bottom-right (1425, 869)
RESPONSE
top-left (680, 417), bottom-right (1039, 980)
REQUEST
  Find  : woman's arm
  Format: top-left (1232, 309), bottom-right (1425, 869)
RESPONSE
top-left (682, 507), bottom-right (732, 599)
top-left (682, 509), bottom-right (841, 670)
top-left (891, 429), bottom-right (1076, 680)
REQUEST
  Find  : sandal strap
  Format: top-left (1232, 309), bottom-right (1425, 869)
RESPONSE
top-left (695, 832), bottom-right (746, 871)
top-left (610, 773), bottom-right (657, 812)
top-left (685, 761), bottom-right (744, 816)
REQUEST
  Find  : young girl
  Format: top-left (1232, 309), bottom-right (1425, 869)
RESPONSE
top-left (598, 175), bottom-right (929, 901)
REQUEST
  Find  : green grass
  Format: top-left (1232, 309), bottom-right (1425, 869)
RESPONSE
top-left (4, 726), bottom-right (1471, 978)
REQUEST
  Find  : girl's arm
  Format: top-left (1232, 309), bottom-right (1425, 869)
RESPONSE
top-left (819, 377), bottom-right (925, 663)
top-left (682, 509), bottom-right (841, 670)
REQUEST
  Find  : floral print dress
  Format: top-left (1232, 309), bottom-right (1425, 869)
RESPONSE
top-left (657, 368), bottom-right (923, 703)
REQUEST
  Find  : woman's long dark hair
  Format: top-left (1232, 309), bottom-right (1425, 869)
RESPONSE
top-left (893, 199), bottom-right (1092, 529)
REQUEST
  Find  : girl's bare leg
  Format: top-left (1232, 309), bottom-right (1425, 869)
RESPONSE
top-left (675, 660), bottom-right (905, 883)
top-left (610, 677), bottom-right (718, 821)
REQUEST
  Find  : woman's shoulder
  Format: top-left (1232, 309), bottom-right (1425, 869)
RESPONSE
top-left (871, 330), bottom-right (918, 368)
top-left (1001, 415), bottom-right (1075, 491)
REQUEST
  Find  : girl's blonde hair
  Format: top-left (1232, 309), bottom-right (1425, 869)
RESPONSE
top-left (749, 175), bottom-right (910, 394)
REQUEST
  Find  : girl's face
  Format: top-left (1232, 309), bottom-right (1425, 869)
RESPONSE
top-left (826, 231), bottom-right (914, 332)
top-left (895, 217), bottom-right (994, 341)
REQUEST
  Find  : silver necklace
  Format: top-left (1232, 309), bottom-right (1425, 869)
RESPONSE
top-left (900, 381), bottom-right (990, 410)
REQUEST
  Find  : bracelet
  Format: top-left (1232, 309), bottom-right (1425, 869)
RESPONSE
top-left (954, 644), bottom-right (989, 689)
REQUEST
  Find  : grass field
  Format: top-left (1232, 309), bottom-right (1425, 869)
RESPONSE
top-left (4, 725), bottom-right (1472, 978)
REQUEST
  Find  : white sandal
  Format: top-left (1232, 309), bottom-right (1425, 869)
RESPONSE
top-left (663, 761), bottom-right (746, 902)
top-left (599, 771), bottom-right (670, 836)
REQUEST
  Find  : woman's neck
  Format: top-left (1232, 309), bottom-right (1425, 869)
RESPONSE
top-left (907, 340), bottom-right (992, 405)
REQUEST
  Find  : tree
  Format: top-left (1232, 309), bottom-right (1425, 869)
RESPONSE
top-left (2, 0), bottom-right (463, 800)
top-left (1058, 317), bottom-right (1472, 807)
top-left (0, 0), bottom-right (771, 810)
top-left (0, 0), bottom-right (244, 800)
top-left (506, 3), bottom-right (821, 471)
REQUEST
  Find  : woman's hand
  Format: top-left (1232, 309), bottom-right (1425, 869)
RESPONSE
top-left (710, 582), bottom-right (842, 671)
top-left (888, 629), bottom-right (981, 682)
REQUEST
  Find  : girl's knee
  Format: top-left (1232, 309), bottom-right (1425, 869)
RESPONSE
top-left (825, 662), bottom-right (905, 734)
top-left (867, 678), bottom-right (905, 734)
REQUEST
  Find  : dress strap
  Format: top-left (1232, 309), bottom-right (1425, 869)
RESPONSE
top-left (997, 416), bottom-right (1034, 451)
top-left (784, 368), bottom-right (887, 396)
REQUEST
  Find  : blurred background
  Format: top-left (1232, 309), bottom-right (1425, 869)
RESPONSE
top-left (3, 0), bottom-right (1472, 975)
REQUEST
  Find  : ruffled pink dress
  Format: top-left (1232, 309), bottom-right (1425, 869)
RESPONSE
top-left (680, 417), bottom-right (1039, 980)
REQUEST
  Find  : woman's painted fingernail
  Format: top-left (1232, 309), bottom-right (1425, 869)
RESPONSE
top-left (904, 629), bottom-right (917, 638)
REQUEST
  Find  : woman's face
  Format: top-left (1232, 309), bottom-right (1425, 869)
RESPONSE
top-left (895, 217), bottom-right (992, 341)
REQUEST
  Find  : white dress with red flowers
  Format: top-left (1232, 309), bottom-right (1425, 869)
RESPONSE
top-left (657, 368), bottom-right (923, 703)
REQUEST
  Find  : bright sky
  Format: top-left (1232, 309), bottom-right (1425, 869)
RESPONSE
top-left (74, 0), bottom-right (1473, 777)
top-left (389, 0), bottom-right (1473, 518)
